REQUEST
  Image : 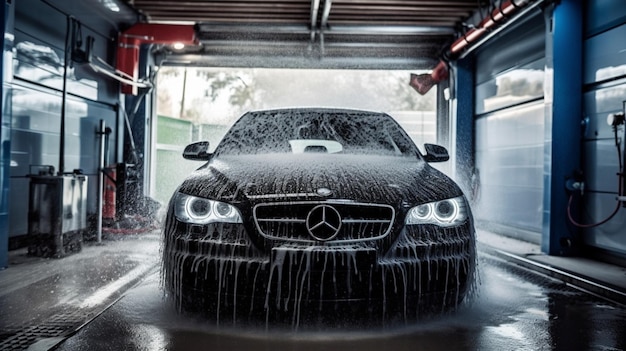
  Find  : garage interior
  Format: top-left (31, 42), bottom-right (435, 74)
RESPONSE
top-left (0, 0), bottom-right (626, 349)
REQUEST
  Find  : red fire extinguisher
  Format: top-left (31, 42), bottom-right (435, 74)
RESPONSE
top-left (103, 165), bottom-right (117, 221)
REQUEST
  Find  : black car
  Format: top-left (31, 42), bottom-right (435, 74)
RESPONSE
top-left (162, 108), bottom-right (476, 328)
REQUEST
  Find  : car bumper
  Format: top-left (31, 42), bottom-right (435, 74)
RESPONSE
top-left (163, 220), bottom-right (476, 327)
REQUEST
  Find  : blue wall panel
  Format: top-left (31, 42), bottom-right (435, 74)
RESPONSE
top-left (542, 0), bottom-right (583, 256)
top-left (583, 193), bottom-right (626, 256)
top-left (585, 0), bottom-right (626, 36)
top-left (584, 24), bottom-right (626, 85)
top-left (580, 1), bottom-right (626, 259)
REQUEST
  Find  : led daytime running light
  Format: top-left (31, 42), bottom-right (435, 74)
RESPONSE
top-left (185, 196), bottom-right (211, 221)
top-left (175, 193), bottom-right (242, 224)
top-left (406, 196), bottom-right (467, 227)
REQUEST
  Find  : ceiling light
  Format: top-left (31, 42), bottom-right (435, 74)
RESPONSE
top-left (99, 0), bottom-right (120, 12)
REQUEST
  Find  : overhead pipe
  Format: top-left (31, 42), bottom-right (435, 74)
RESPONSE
top-left (309, 0), bottom-right (321, 43)
top-left (88, 61), bottom-right (152, 89)
top-left (321, 0), bottom-right (333, 30)
top-left (116, 23), bottom-right (197, 95)
top-left (318, 0), bottom-right (333, 55)
top-left (410, 0), bottom-right (535, 95)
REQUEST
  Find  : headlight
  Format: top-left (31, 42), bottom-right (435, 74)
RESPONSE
top-left (174, 193), bottom-right (243, 224)
top-left (406, 196), bottom-right (468, 227)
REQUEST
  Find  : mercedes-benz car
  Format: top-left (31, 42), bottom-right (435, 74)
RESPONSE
top-left (162, 108), bottom-right (476, 328)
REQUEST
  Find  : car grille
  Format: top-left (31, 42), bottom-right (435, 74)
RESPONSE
top-left (253, 201), bottom-right (395, 243)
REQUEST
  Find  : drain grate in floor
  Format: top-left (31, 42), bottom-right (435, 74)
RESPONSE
top-left (0, 311), bottom-right (94, 350)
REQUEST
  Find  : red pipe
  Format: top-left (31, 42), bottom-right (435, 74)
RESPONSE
top-left (411, 0), bottom-right (533, 95)
top-left (450, 0), bottom-right (531, 55)
top-left (116, 23), bottom-right (197, 95)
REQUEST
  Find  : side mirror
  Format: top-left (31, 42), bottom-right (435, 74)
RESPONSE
top-left (423, 143), bottom-right (449, 163)
top-left (183, 141), bottom-right (211, 161)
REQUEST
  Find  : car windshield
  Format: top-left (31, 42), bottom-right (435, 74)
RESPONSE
top-left (214, 109), bottom-right (419, 157)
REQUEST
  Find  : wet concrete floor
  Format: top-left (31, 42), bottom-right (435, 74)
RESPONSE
top-left (57, 254), bottom-right (626, 351)
top-left (1, 232), bottom-right (626, 351)
top-left (0, 232), bottom-right (160, 350)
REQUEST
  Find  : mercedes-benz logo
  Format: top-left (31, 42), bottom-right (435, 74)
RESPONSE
top-left (306, 205), bottom-right (342, 241)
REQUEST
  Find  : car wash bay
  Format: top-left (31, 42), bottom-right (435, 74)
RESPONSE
top-left (1, 0), bottom-right (626, 350)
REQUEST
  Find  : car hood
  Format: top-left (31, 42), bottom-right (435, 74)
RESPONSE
top-left (177, 154), bottom-right (462, 206)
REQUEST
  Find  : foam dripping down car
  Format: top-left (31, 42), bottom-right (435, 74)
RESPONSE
top-left (162, 108), bottom-right (476, 328)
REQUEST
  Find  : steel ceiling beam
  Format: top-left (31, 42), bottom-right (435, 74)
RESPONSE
top-left (125, 0), bottom-right (490, 70)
